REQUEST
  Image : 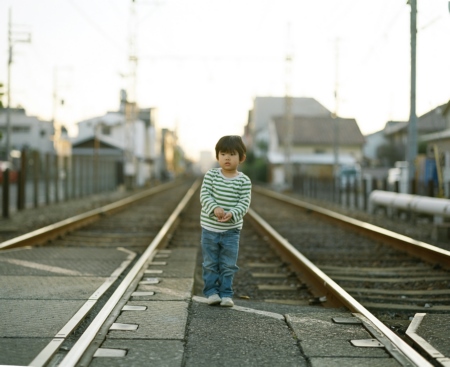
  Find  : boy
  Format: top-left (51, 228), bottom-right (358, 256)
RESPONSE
top-left (200, 135), bottom-right (252, 307)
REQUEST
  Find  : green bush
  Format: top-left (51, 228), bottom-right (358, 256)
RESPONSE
top-left (241, 150), bottom-right (268, 183)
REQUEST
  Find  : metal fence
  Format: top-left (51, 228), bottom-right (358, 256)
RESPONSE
top-left (1, 150), bottom-right (123, 218)
top-left (292, 175), bottom-right (446, 212)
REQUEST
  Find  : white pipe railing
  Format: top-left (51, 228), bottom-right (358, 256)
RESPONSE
top-left (369, 190), bottom-right (450, 223)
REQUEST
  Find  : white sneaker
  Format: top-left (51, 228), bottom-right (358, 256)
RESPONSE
top-left (220, 297), bottom-right (234, 307)
top-left (207, 294), bottom-right (221, 305)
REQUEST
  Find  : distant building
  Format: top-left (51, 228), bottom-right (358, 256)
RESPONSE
top-left (363, 130), bottom-right (387, 165)
top-left (267, 115), bottom-right (364, 184)
top-left (71, 91), bottom-right (161, 186)
top-left (0, 107), bottom-right (55, 158)
top-left (160, 128), bottom-right (180, 180)
top-left (383, 104), bottom-right (447, 160)
top-left (246, 96), bottom-right (331, 156)
top-left (199, 150), bottom-right (215, 174)
top-left (419, 99), bottom-right (450, 195)
top-left (245, 96), bottom-right (364, 185)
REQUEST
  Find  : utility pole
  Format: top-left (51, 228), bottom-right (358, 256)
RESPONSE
top-left (124, 0), bottom-right (138, 189)
top-left (333, 38), bottom-right (340, 179)
top-left (52, 66), bottom-right (71, 156)
top-left (406, 0), bottom-right (417, 193)
top-left (5, 8), bottom-right (31, 161)
top-left (284, 23), bottom-right (294, 190)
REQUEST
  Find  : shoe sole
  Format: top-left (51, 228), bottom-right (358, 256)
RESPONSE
top-left (208, 300), bottom-right (221, 305)
top-left (207, 296), bottom-right (222, 305)
top-left (220, 302), bottom-right (234, 307)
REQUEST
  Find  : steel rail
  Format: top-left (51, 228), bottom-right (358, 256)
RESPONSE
top-left (0, 180), bottom-right (182, 250)
top-left (247, 207), bottom-right (433, 367)
top-left (253, 186), bottom-right (450, 269)
top-left (59, 178), bottom-right (201, 367)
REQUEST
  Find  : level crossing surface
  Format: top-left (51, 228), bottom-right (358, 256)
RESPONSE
top-left (1, 244), bottom-right (405, 367)
top-left (1, 180), bottom-right (448, 367)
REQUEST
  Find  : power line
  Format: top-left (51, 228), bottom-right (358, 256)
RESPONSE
top-left (66, 0), bottom-right (125, 52)
top-left (359, 4), bottom-right (407, 66)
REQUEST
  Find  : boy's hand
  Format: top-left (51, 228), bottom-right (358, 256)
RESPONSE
top-left (218, 212), bottom-right (232, 222)
top-left (214, 207), bottom-right (225, 220)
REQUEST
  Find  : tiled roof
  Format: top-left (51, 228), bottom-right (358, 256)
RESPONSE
top-left (272, 116), bottom-right (365, 145)
top-left (254, 97), bottom-right (331, 117)
top-left (383, 104), bottom-right (447, 136)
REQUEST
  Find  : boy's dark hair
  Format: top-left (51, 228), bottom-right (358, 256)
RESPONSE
top-left (215, 135), bottom-right (247, 160)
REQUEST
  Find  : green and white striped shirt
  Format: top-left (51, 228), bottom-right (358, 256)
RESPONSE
top-left (200, 168), bottom-right (252, 232)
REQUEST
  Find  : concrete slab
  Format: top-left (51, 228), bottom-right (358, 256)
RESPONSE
top-left (310, 357), bottom-right (401, 367)
top-left (0, 247), bottom-right (130, 261)
top-left (144, 265), bottom-right (196, 278)
top-left (287, 312), bottom-right (372, 340)
top-left (287, 312), bottom-right (392, 358)
top-left (416, 314), bottom-right (450, 357)
top-left (107, 301), bottom-right (188, 340)
top-left (58, 240), bottom-right (150, 248)
top-left (69, 231), bottom-right (153, 238)
top-left (0, 338), bottom-right (53, 366)
top-left (154, 248), bottom-right (198, 262)
top-left (90, 340), bottom-right (184, 367)
top-left (145, 259), bottom-right (196, 278)
top-left (0, 259), bottom-right (128, 276)
top-left (63, 234), bottom-right (150, 242)
top-left (0, 300), bottom-right (86, 337)
top-left (0, 276), bottom-right (107, 299)
top-left (232, 300), bottom-right (323, 315)
top-left (135, 278), bottom-right (193, 301)
top-left (301, 338), bottom-right (391, 358)
top-left (183, 302), bottom-right (307, 367)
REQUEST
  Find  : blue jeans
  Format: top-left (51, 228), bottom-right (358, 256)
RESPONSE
top-left (201, 227), bottom-right (240, 298)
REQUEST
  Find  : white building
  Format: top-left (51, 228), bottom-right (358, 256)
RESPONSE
top-left (71, 92), bottom-right (161, 187)
top-left (0, 108), bottom-right (55, 157)
top-left (198, 150), bottom-right (215, 174)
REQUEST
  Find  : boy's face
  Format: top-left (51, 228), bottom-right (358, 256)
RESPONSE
top-left (217, 150), bottom-right (245, 173)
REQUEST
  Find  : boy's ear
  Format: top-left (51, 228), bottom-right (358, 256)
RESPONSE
top-left (240, 154), bottom-right (246, 164)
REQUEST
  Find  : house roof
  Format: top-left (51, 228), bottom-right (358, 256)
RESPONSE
top-left (441, 99), bottom-right (450, 116)
top-left (254, 96), bottom-right (331, 117)
top-left (250, 97), bottom-right (331, 133)
top-left (71, 134), bottom-right (124, 150)
top-left (383, 120), bottom-right (407, 135)
top-left (420, 129), bottom-right (450, 143)
top-left (0, 108), bottom-right (52, 126)
top-left (384, 104), bottom-right (447, 136)
top-left (272, 116), bottom-right (365, 146)
top-left (419, 104), bottom-right (446, 131)
top-left (77, 111), bottom-right (126, 126)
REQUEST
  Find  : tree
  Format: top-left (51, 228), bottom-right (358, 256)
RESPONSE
top-left (240, 150), bottom-right (268, 183)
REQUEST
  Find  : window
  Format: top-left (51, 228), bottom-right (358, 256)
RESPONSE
top-left (101, 125), bottom-right (111, 135)
top-left (12, 126), bottom-right (30, 133)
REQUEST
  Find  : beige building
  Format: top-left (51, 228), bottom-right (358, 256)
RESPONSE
top-left (245, 96), bottom-right (365, 185)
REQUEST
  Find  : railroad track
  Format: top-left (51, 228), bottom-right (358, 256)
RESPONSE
top-left (246, 186), bottom-right (450, 367)
top-left (1, 180), bottom-right (448, 366)
top-left (249, 186), bottom-right (450, 315)
top-left (0, 180), bottom-right (197, 366)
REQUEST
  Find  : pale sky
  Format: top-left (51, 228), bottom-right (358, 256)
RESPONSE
top-left (1, 0), bottom-right (449, 161)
